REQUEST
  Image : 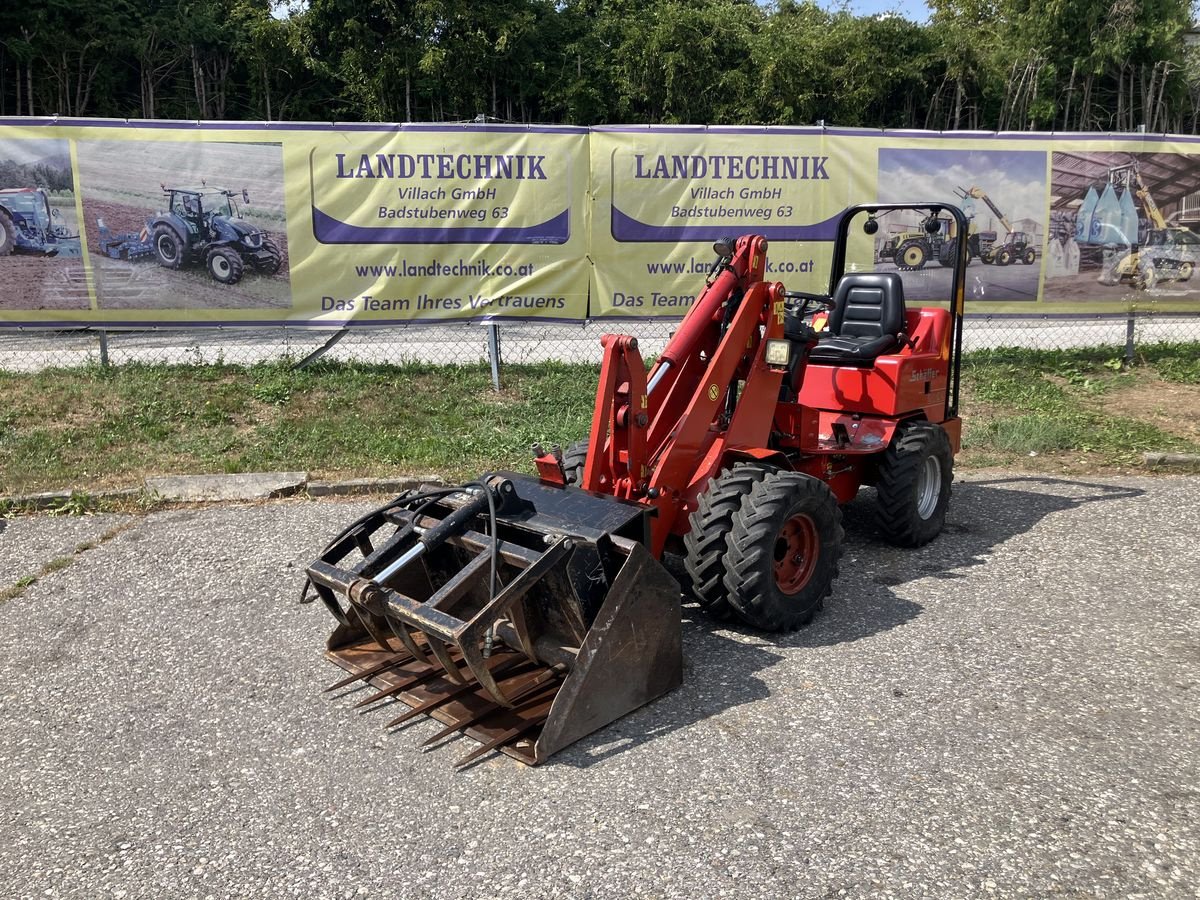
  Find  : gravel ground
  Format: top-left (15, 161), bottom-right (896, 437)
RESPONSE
top-left (0, 474), bottom-right (1197, 899)
top-left (0, 514), bottom-right (133, 588)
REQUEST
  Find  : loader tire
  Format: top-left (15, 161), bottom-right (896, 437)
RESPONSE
top-left (684, 463), bottom-right (776, 621)
top-left (1022, 248), bottom-right (1036, 265)
top-left (722, 471), bottom-right (843, 632)
top-left (875, 421), bottom-right (953, 548)
top-left (207, 245), bottom-right (244, 285)
top-left (896, 240), bottom-right (928, 270)
top-left (256, 238), bottom-right (283, 275)
top-left (560, 439), bottom-right (589, 486)
top-left (0, 210), bottom-right (14, 256)
top-left (996, 247), bottom-right (1013, 266)
top-left (153, 225), bottom-right (184, 270)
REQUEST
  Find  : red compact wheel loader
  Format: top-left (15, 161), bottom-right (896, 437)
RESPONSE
top-left (304, 202), bottom-right (968, 767)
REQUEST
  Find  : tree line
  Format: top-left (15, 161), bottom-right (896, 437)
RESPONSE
top-left (1, 0), bottom-right (1198, 133)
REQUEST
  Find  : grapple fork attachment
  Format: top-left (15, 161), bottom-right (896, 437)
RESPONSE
top-left (305, 473), bottom-right (682, 766)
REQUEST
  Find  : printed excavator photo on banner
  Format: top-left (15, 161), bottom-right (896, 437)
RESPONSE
top-left (874, 148), bottom-right (1047, 302)
top-left (1044, 151), bottom-right (1200, 301)
top-left (75, 139), bottom-right (291, 311)
top-left (0, 137), bottom-right (88, 311)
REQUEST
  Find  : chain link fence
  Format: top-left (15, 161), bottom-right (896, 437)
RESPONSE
top-left (0, 313), bottom-right (1198, 377)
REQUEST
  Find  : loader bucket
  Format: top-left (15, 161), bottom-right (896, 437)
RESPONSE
top-left (304, 473), bottom-right (682, 767)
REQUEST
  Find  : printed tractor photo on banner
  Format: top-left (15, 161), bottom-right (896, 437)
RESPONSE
top-left (875, 148), bottom-right (1047, 303)
top-left (1044, 150), bottom-right (1200, 302)
top-left (0, 138), bottom-right (87, 311)
top-left (75, 140), bottom-right (291, 311)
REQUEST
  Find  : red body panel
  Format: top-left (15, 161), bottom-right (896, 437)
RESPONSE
top-left (562, 237), bottom-right (961, 551)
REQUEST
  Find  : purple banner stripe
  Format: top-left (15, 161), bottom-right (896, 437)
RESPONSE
top-left (312, 206), bottom-right (570, 245)
top-left (611, 206), bottom-right (842, 242)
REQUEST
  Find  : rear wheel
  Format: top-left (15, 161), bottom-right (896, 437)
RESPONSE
top-left (1180, 261), bottom-right (1195, 282)
top-left (153, 225), bottom-right (183, 270)
top-left (722, 471), bottom-right (843, 632)
top-left (684, 464), bottom-right (776, 621)
top-left (897, 240), bottom-right (928, 270)
top-left (1022, 248), bottom-right (1036, 265)
top-left (876, 421), bottom-right (953, 547)
top-left (207, 245), bottom-right (244, 285)
top-left (996, 247), bottom-right (1013, 266)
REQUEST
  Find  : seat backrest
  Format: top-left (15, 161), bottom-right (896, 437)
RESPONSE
top-left (827, 272), bottom-right (906, 339)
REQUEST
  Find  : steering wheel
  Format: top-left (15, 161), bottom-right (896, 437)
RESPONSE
top-left (783, 290), bottom-right (835, 319)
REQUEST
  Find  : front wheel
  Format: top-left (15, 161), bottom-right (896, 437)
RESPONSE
top-left (1022, 248), bottom-right (1036, 265)
top-left (721, 471), bottom-right (843, 632)
top-left (560, 439), bottom-right (589, 486)
top-left (255, 238), bottom-right (283, 275)
top-left (207, 245), bottom-right (245, 285)
top-left (996, 248), bottom-right (1013, 266)
top-left (875, 421), bottom-right (953, 547)
top-left (684, 463), bottom-right (777, 622)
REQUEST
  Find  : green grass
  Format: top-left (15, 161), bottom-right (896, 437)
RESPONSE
top-left (960, 343), bottom-right (1200, 465)
top-left (0, 360), bottom-right (599, 494)
top-left (1, 346), bottom-right (1197, 496)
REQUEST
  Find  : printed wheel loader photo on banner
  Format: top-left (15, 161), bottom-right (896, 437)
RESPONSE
top-left (0, 137), bottom-right (87, 311)
top-left (1044, 150), bottom-right (1200, 302)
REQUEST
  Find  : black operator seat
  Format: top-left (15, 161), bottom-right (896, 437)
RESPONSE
top-left (807, 272), bottom-right (907, 365)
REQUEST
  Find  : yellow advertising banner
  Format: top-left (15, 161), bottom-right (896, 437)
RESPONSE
top-left (589, 127), bottom-right (1200, 316)
top-left (3, 119), bottom-right (1200, 325)
top-left (0, 120), bottom-right (590, 325)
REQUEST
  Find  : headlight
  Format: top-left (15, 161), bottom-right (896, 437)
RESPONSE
top-left (764, 339), bottom-right (792, 368)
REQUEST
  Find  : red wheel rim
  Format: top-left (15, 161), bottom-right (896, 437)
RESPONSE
top-left (774, 514), bottom-right (819, 593)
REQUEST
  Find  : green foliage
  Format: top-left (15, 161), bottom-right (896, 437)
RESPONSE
top-left (1, 0), bottom-right (1197, 129)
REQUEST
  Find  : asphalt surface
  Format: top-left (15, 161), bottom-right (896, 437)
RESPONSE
top-left (0, 474), bottom-right (1197, 899)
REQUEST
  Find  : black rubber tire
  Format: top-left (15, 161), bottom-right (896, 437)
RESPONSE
top-left (0, 211), bottom-right (14, 256)
top-left (256, 238), bottom-right (283, 275)
top-left (207, 245), bottom-right (244, 285)
top-left (1180, 261), bottom-right (1194, 282)
top-left (875, 421), bottom-right (953, 548)
top-left (153, 225), bottom-right (184, 270)
top-left (936, 239), bottom-right (955, 267)
top-left (721, 471), bottom-right (843, 632)
top-left (560, 439), bottom-right (589, 486)
top-left (981, 255), bottom-right (994, 265)
top-left (896, 240), bottom-right (927, 270)
top-left (1135, 262), bottom-right (1157, 291)
top-left (683, 463), bottom-right (776, 621)
top-left (996, 247), bottom-right (1013, 266)
top-left (1022, 248), bottom-right (1036, 265)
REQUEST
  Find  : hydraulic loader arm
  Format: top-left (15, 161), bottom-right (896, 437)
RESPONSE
top-left (961, 186), bottom-right (1014, 235)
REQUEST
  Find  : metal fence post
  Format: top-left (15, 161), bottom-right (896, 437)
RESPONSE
top-left (486, 322), bottom-right (503, 391)
top-left (97, 329), bottom-right (110, 367)
top-left (1124, 313), bottom-right (1136, 367)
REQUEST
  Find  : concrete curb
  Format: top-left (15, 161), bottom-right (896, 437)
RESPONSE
top-left (2, 473), bottom-right (448, 510)
top-left (306, 476), bottom-right (444, 497)
top-left (0, 487), bottom-right (143, 511)
top-left (1142, 451), bottom-right (1200, 469)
